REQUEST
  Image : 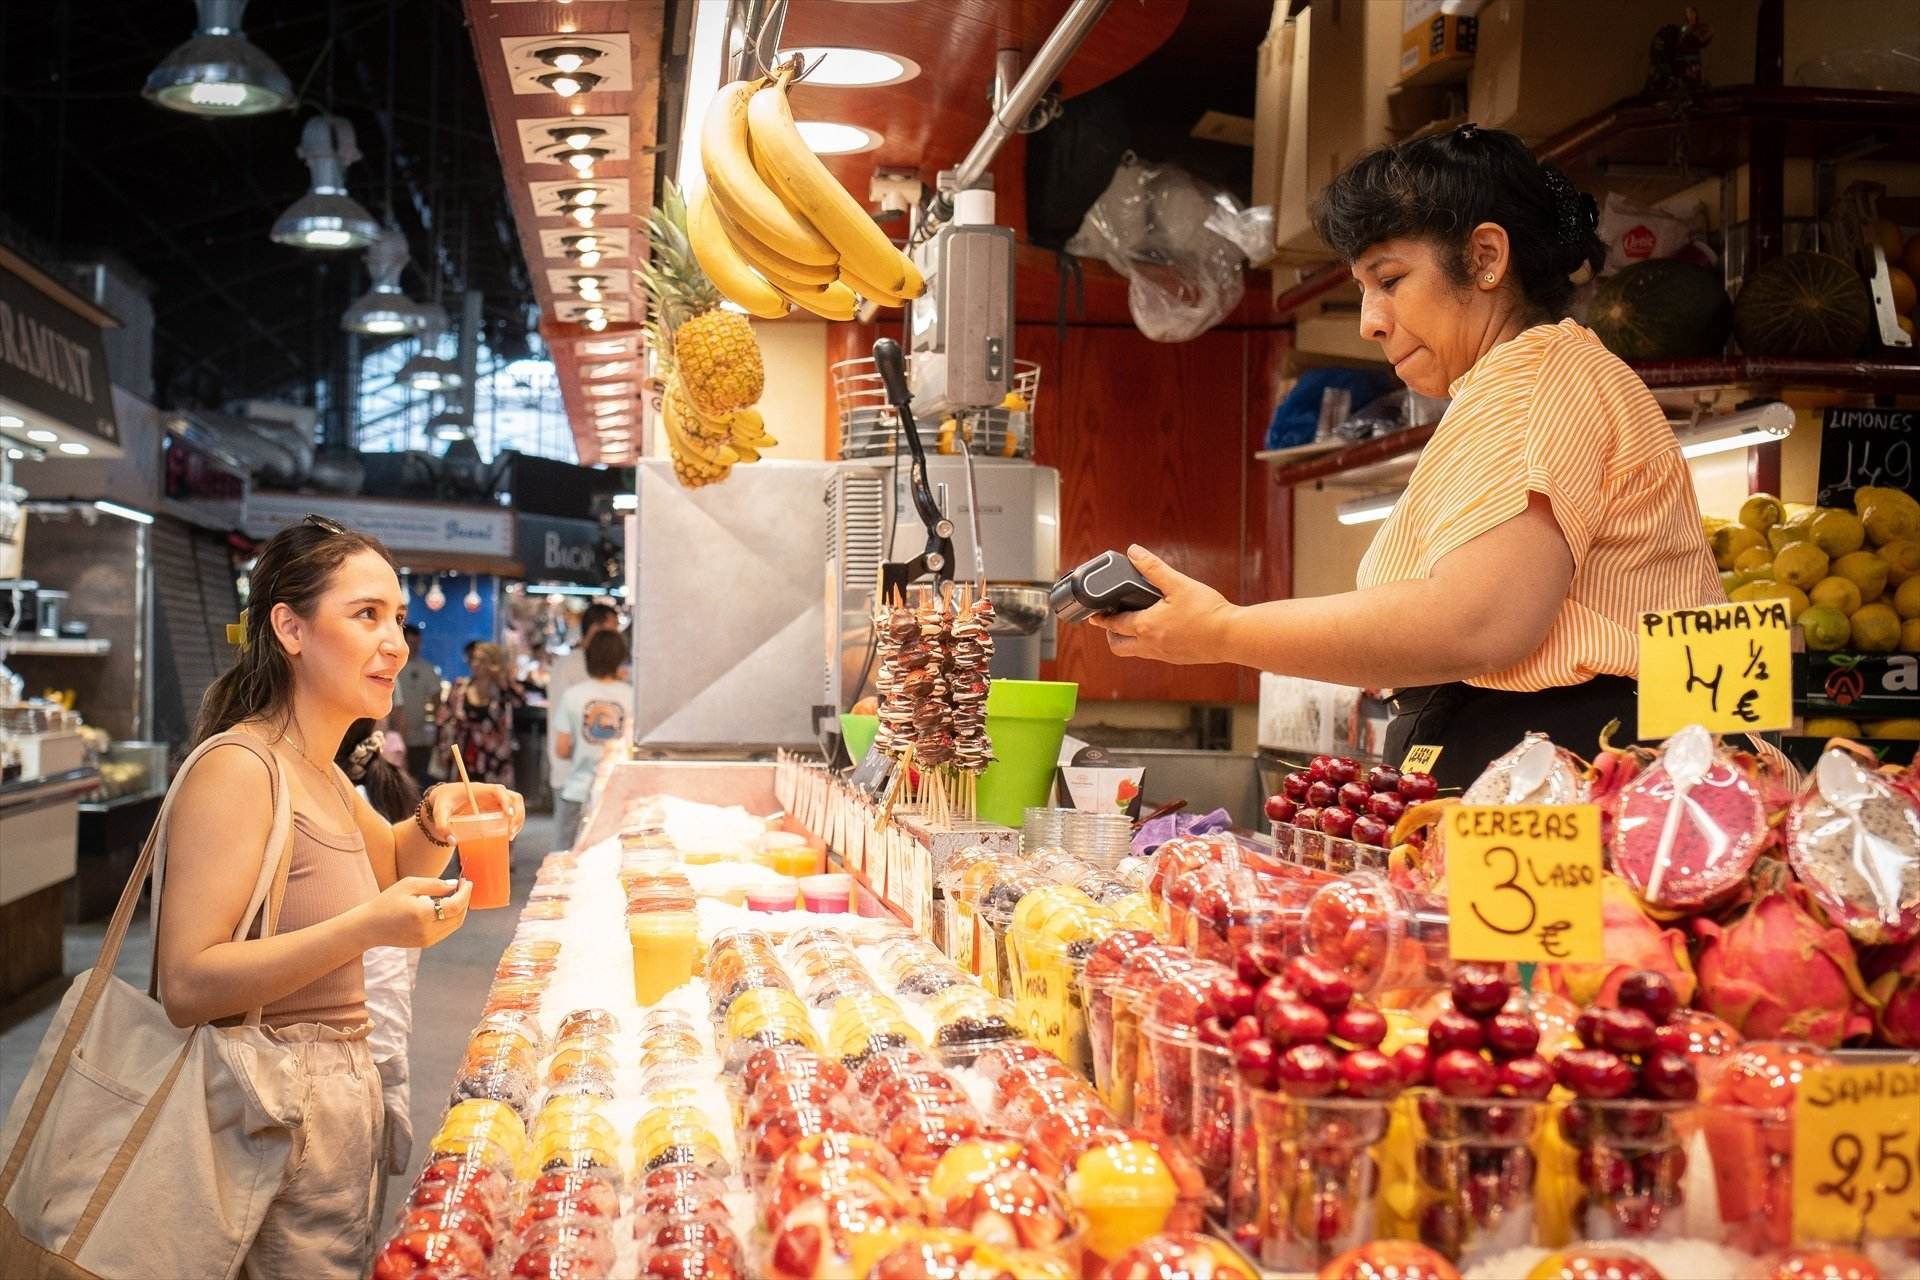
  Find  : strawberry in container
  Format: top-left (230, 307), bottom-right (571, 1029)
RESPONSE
top-left (1787, 745), bottom-right (1920, 946)
top-left (762, 1166), bottom-right (924, 1280)
top-left (1082, 929), bottom-right (1157, 1106)
top-left (1606, 726), bottom-right (1771, 914)
top-left (1090, 943), bottom-right (1197, 1122)
top-left (1102, 1231), bottom-right (1262, 1280)
top-left (1303, 871), bottom-right (1453, 998)
top-left (505, 1214), bottom-right (618, 1279)
top-left (885, 1100), bottom-right (990, 1186)
top-left (760, 1135), bottom-right (906, 1225)
top-left (1692, 1041), bottom-right (1836, 1256)
top-left (867, 1226), bottom-right (1076, 1280)
top-left (371, 1226), bottom-right (491, 1280)
top-left (924, 1138), bottom-right (1080, 1259)
top-left (1133, 960), bottom-right (1238, 1144)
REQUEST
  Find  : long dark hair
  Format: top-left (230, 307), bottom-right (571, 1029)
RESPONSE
top-left (193, 516), bottom-right (395, 747)
top-left (337, 718), bottom-right (420, 823)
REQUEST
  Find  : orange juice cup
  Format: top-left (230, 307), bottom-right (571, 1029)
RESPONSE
top-left (772, 844), bottom-right (819, 879)
top-left (629, 910), bottom-right (699, 1005)
top-left (451, 811), bottom-right (512, 909)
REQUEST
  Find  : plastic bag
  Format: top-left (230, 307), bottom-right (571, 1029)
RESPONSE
top-left (1066, 155), bottom-right (1248, 342)
top-left (1607, 725), bottom-right (1768, 912)
top-left (1787, 746), bottom-right (1920, 944)
top-left (1462, 732), bottom-right (1588, 806)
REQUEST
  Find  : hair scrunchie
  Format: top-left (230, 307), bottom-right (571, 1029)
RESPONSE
top-left (345, 732), bottom-right (384, 781)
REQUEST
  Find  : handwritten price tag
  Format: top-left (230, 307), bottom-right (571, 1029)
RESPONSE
top-left (1638, 601), bottom-right (1792, 739)
top-left (1794, 1062), bottom-right (1920, 1242)
top-left (1400, 744), bottom-right (1444, 775)
top-left (1445, 805), bottom-right (1603, 964)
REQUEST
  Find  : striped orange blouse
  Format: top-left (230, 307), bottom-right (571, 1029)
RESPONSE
top-left (1356, 318), bottom-right (1723, 692)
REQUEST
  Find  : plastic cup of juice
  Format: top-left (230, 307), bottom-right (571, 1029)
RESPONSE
top-left (629, 910), bottom-right (698, 1005)
top-left (771, 843), bottom-right (819, 879)
top-left (799, 873), bottom-right (852, 914)
top-left (745, 883), bottom-right (797, 913)
top-left (450, 811), bottom-right (512, 909)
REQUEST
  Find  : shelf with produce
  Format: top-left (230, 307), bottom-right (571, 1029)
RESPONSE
top-left (1265, 425), bottom-right (1435, 488)
top-left (0, 636), bottom-right (110, 658)
top-left (1628, 354), bottom-right (1920, 394)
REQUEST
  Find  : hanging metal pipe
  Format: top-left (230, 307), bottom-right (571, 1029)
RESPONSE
top-left (939, 0), bottom-right (1111, 213)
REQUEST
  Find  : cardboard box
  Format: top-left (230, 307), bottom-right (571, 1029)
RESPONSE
top-left (1251, 7), bottom-right (1297, 216)
top-left (1273, 0), bottom-right (1402, 264)
top-left (1400, 0), bottom-right (1476, 86)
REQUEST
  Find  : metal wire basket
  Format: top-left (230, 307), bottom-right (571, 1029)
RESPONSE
top-left (830, 355), bottom-right (1041, 461)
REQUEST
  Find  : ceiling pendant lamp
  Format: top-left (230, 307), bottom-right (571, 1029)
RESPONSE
top-left (395, 315), bottom-right (462, 393)
top-left (143, 0), bottom-right (293, 116)
top-left (272, 116), bottom-right (381, 250)
top-left (342, 228), bottom-right (439, 337)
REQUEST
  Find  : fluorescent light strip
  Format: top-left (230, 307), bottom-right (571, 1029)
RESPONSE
top-left (1679, 429), bottom-right (1786, 460)
top-left (95, 500), bottom-right (155, 525)
top-left (674, 2), bottom-right (728, 196)
top-left (1335, 491), bottom-right (1403, 526)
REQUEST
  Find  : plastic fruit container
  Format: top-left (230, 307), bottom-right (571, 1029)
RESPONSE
top-left (1132, 961), bottom-right (1235, 1141)
top-left (1064, 1133), bottom-right (1208, 1274)
top-left (1303, 870), bottom-right (1452, 996)
top-left (1688, 1040), bottom-right (1836, 1256)
top-left (1408, 1093), bottom-right (1546, 1265)
top-left (1099, 1231), bottom-right (1260, 1280)
top-left (1552, 1097), bottom-right (1695, 1242)
top-left (1139, 1011), bottom-right (1235, 1214)
top-left (1229, 1088), bottom-right (1390, 1272)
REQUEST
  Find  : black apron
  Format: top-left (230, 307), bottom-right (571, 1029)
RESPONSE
top-left (1381, 676), bottom-right (1640, 792)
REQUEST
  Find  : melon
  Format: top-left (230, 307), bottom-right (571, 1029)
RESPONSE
top-left (1732, 252), bottom-right (1871, 358)
top-left (1589, 259), bottom-right (1732, 360)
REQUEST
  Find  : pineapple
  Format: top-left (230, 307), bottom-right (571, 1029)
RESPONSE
top-left (641, 182), bottom-right (764, 419)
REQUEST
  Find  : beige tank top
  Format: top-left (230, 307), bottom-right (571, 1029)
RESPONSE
top-left (187, 735), bottom-right (380, 1029)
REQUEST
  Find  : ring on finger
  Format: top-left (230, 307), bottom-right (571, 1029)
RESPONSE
top-left (431, 896), bottom-right (446, 922)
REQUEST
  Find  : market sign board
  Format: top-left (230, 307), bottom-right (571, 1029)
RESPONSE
top-left (1816, 406), bottom-right (1917, 511)
top-left (1795, 652), bottom-right (1920, 719)
top-left (243, 492), bottom-right (514, 558)
top-left (1637, 601), bottom-right (1793, 739)
top-left (515, 512), bottom-right (623, 586)
top-left (0, 258), bottom-right (119, 447)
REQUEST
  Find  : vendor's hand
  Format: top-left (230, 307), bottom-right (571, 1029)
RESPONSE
top-left (425, 783), bottom-right (527, 841)
top-left (1089, 545), bottom-right (1237, 666)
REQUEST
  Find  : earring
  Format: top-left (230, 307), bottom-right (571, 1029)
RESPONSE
top-left (1482, 272), bottom-right (1496, 285)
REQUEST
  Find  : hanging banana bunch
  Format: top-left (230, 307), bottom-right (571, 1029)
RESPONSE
top-left (694, 59), bottom-right (923, 319)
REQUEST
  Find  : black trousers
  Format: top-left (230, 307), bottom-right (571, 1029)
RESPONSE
top-left (1381, 675), bottom-right (1641, 792)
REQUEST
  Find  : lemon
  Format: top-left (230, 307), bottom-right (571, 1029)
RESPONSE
top-left (1850, 602), bottom-right (1902, 653)
top-left (1905, 619), bottom-right (1920, 652)
top-left (1810, 576), bottom-right (1864, 616)
top-left (1799, 605), bottom-right (1852, 651)
top-left (1739, 492), bottom-right (1784, 531)
top-left (1710, 524), bottom-right (1767, 570)
top-left (1810, 509), bottom-right (1867, 557)
top-left (1880, 539), bottom-right (1920, 586)
top-left (1834, 550), bottom-right (1891, 602)
top-left (1802, 717), bottom-right (1861, 739)
top-left (1736, 580), bottom-right (1810, 620)
top-left (1897, 575), bottom-right (1920, 620)
top-left (1767, 518), bottom-right (1814, 554)
top-left (1771, 541), bottom-right (1829, 589)
top-left (1866, 718), bottom-right (1920, 740)
top-left (1728, 564), bottom-right (1774, 590)
top-left (1732, 546), bottom-right (1773, 574)
top-left (1863, 502), bottom-right (1920, 547)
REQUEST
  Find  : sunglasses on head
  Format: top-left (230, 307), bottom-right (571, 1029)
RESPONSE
top-left (303, 514), bottom-right (347, 535)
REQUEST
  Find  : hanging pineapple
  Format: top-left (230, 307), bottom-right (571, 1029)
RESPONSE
top-left (639, 181), bottom-right (778, 488)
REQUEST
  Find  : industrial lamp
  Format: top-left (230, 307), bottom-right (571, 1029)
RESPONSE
top-left (271, 116), bottom-right (381, 250)
top-left (143, 0), bottom-right (293, 116)
top-left (342, 229), bottom-right (440, 337)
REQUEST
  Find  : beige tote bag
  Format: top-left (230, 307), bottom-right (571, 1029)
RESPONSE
top-left (0, 733), bottom-right (309, 1280)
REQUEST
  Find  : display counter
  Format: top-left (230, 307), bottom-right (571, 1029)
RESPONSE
top-left (0, 763), bottom-right (99, 1002)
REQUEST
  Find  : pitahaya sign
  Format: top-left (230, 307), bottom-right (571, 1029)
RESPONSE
top-left (1638, 601), bottom-right (1793, 738)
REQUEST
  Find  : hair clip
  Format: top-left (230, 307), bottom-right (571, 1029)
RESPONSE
top-left (1455, 122), bottom-right (1480, 140)
top-left (225, 610), bottom-right (249, 648)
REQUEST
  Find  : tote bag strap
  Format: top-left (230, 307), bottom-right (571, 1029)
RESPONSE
top-left (0, 732), bottom-right (293, 1204)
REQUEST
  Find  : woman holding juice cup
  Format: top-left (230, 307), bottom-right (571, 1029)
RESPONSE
top-left (152, 514), bottom-right (526, 1277)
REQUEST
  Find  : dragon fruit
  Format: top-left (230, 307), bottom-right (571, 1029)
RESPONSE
top-left (1607, 726), bottom-right (1768, 912)
top-left (1786, 747), bottom-right (1920, 945)
top-left (1863, 939), bottom-right (1920, 1048)
top-left (1532, 874), bottom-right (1696, 1009)
top-left (1692, 881), bottom-right (1877, 1048)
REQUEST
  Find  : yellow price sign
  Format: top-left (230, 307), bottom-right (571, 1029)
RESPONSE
top-left (1400, 744), bottom-right (1443, 775)
top-left (1794, 1062), bottom-right (1920, 1243)
top-left (1444, 805), bottom-right (1603, 964)
top-left (1637, 601), bottom-right (1792, 739)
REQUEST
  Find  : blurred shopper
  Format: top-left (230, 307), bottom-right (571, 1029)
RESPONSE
top-left (550, 630), bottom-right (634, 851)
top-left (392, 624), bottom-right (442, 786)
top-left (436, 640), bottom-right (524, 786)
top-left (544, 602), bottom-right (620, 792)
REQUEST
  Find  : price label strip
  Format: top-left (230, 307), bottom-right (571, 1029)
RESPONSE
top-left (1793, 1062), bottom-right (1920, 1242)
top-left (1400, 744), bottom-right (1443, 775)
top-left (1445, 805), bottom-right (1604, 965)
top-left (1638, 601), bottom-right (1792, 740)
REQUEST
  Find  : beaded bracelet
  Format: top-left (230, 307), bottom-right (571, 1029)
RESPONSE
top-left (414, 784), bottom-right (452, 847)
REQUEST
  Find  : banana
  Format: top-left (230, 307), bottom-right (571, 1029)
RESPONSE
top-left (702, 78), bottom-right (837, 267)
top-left (746, 73), bottom-right (911, 293)
top-left (768, 277), bottom-right (859, 322)
top-left (708, 197), bottom-right (835, 291)
top-left (729, 408), bottom-right (778, 450)
top-left (840, 264), bottom-right (908, 307)
top-left (687, 191), bottom-right (790, 319)
top-left (662, 379), bottom-right (739, 468)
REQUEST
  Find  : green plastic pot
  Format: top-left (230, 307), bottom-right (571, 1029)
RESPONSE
top-left (839, 713), bottom-right (879, 763)
top-left (976, 680), bottom-right (1078, 827)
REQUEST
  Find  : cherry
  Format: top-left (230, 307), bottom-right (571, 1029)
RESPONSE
top-left (1285, 956), bottom-right (1355, 1013)
top-left (1233, 1037), bottom-right (1279, 1090)
top-left (1337, 781), bottom-right (1372, 813)
top-left (1293, 807), bottom-right (1321, 832)
top-left (1282, 772), bottom-right (1312, 802)
top-left (1326, 757), bottom-right (1359, 785)
top-left (1484, 1011), bottom-right (1542, 1060)
top-left (1432, 1049), bottom-right (1497, 1098)
top-left (1278, 1043), bottom-right (1339, 1097)
top-left (771, 1222), bottom-right (824, 1280)
top-left (1350, 815), bottom-right (1392, 848)
top-left (1639, 1050), bottom-right (1699, 1101)
top-left (1426, 1010), bottom-right (1485, 1056)
top-left (1496, 1055), bottom-right (1556, 1100)
top-left (1332, 1005), bottom-right (1388, 1050)
top-left (1227, 1015), bottom-right (1265, 1050)
top-left (1308, 755), bottom-right (1335, 782)
top-left (1366, 791), bottom-right (1407, 823)
top-left (1339, 1048), bottom-right (1401, 1099)
top-left (1575, 1008), bottom-right (1604, 1049)
top-left (1367, 765), bottom-right (1402, 794)
top-left (1319, 807), bottom-right (1357, 840)
top-left (1236, 942), bottom-right (1287, 988)
top-left (1449, 964), bottom-right (1510, 1019)
top-left (1398, 771), bottom-right (1439, 802)
top-left (1617, 970), bottom-right (1680, 1025)
top-left (1555, 1048), bottom-right (1636, 1100)
top-left (1306, 779), bottom-right (1341, 809)
top-left (1253, 979), bottom-right (1295, 1028)
top-left (1595, 1007), bottom-right (1658, 1056)
top-left (1393, 1043), bottom-right (1433, 1087)
top-left (1197, 1015), bottom-right (1238, 1051)
top-left (1264, 794), bottom-right (1295, 822)
top-left (1214, 977), bottom-right (1258, 1022)
top-left (1262, 998), bottom-right (1331, 1049)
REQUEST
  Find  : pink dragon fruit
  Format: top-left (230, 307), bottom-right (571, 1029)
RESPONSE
top-left (1693, 881), bottom-right (1878, 1048)
top-left (1608, 726), bottom-right (1768, 912)
top-left (1533, 874), bottom-right (1696, 1009)
top-left (1787, 747), bottom-right (1920, 945)
top-left (1863, 939), bottom-right (1920, 1049)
